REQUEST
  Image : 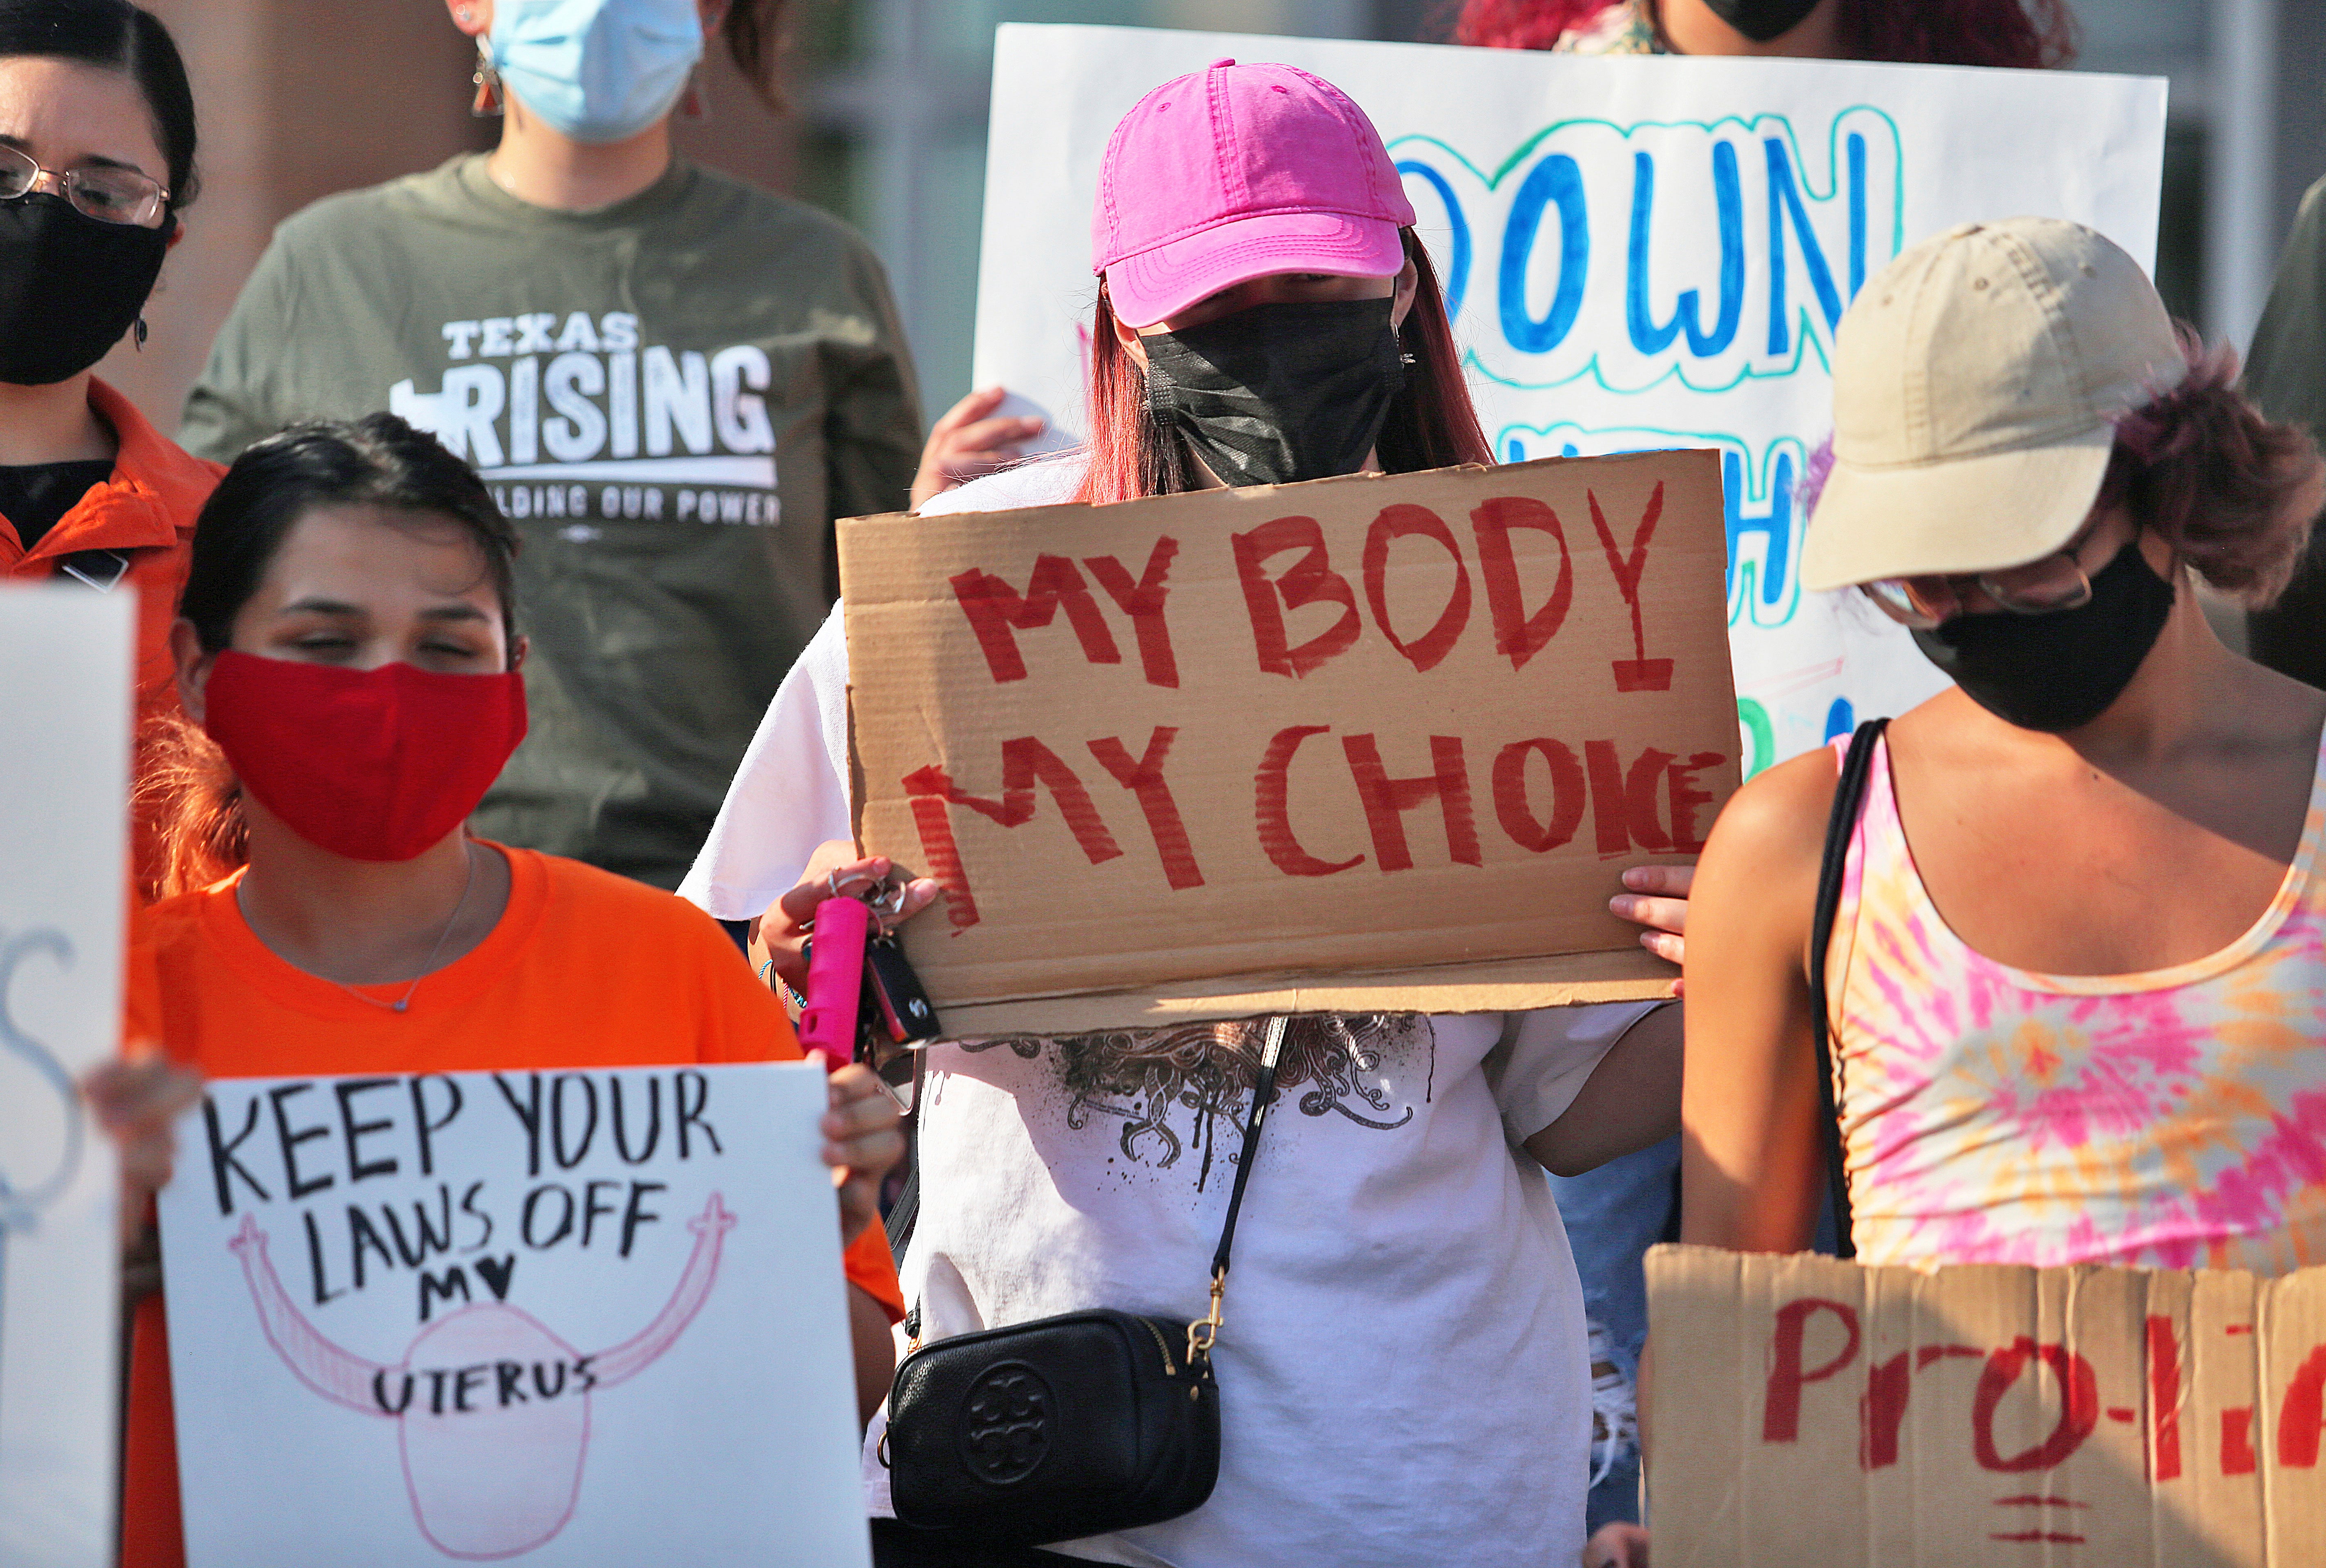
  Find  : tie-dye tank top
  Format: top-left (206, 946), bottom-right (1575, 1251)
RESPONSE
top-left (1824, 733), bottom-right (2326, 1275)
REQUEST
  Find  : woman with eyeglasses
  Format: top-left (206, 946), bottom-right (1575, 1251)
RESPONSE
top-left (1680, 218), bottom-right (2326, 1284)
top-left (0, 0), bottom-right (218, 894)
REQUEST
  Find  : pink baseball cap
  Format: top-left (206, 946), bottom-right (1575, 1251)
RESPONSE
top-left (1093, 59), bottom-right (1417, 328)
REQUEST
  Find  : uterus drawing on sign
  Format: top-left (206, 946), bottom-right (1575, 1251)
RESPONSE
top-left (229, 1192), bottom-right (735, 1561)
top-left (0, 928), bottom-right (85, 1415)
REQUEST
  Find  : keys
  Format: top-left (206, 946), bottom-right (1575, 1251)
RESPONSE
top-left (797, 870), bottom-right (942, 1109)
top-left (864, 932), bottom-right (941, 1047)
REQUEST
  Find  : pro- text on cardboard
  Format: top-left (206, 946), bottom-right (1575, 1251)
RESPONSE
top-left (842, 452), bottom-right (1737, 1034)
top-left (1645, 1243), bottom-right (2326, 1567)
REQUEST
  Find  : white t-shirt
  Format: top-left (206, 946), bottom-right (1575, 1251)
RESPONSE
top-left (680, 457), bottom-right (1654, 1567)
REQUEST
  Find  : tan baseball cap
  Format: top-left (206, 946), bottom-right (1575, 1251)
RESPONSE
top-left (1801, 217), bottom-right (2185, 593)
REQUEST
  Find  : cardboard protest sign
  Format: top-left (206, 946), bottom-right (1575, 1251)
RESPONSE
top-left (842, 451), bottom-right (1735, 1034)
top-left (1644, 1243), bottom-right (2326, 1566)
top-left (973, 26), bottom-right (2168, 780)
top-left (0, 587), bottom-right (131, 1568)
top-left (158, 1062), bottom-right (871, 1568)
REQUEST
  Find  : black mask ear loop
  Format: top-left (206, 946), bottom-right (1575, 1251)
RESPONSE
top-left (1138, 343), bottom-right (1192, 496)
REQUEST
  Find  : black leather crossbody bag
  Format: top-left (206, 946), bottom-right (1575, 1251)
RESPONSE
top-left (878, 1016), bottom-right (1287, 1548)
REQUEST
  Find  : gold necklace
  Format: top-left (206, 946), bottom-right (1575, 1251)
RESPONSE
top-left (241, 842), bottom-right (480, 1014)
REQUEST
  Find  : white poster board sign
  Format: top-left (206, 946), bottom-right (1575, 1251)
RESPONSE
top-left (158, 1062), bottom-right (871, 1568)
top-left (973, 27), bottom-right (2168, 771)
top-left (0, 586), bottom-right (131, 1568)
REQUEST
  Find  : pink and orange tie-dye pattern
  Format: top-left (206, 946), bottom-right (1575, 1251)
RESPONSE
top-left (1825, 736), bottom-right (2326, 1276)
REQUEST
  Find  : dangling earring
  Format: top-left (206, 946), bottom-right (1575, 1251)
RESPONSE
top-left (678, 69), bottom-right (709, 122)
top-left (133, 316), bottom-right (149, 351)
top-left (470, 40), bottom-right (504, 117)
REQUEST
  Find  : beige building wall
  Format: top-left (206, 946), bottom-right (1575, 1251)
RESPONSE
top-left (95, 0), bottom-right (797, 444)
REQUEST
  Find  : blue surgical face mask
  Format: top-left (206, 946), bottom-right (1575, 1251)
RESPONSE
top-left (490, 0), bottom-right (704, 146)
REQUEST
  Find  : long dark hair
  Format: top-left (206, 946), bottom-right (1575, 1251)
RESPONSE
top-left (148, 415), bottom-right (521, 896)
top-left (1078, 230), bottom-right (1493, 505)
top-left (0, 0), bottom-right (198, 208)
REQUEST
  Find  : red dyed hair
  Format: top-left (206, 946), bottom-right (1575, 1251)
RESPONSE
top-left (1450, 0), bottom-right (2078, 68)
top-left (136, 712), bottom-right (245, 899)
top-left (1076, 229), bottom-right (1493, 506)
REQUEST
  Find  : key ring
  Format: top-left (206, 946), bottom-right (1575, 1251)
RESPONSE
top-left (821, 867), bottom-right (909, 925)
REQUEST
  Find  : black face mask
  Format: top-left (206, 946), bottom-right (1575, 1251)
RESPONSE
top-left (1142, 297), bottom-right (1405, 489)
top-left (0, 193), bottom-right (169, 386)
top-left (1693, 0), bottom-right (1823, 42)
top-left (1909, 542), bottom-right (2177, 733)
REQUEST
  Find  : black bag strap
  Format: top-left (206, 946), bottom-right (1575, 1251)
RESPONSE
top-left (887, 1112), bottom-right (922, 1272)
top-left (1188, 1014), bottom-right (1287, 1362)
top-left (1811, 718), bottom-right (1889, 1261)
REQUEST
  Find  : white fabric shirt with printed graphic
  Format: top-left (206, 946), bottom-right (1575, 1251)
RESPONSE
top-left (680, 456), bottom-right (1654, 1567)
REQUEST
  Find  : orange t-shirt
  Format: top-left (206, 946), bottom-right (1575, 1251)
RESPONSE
top-left (120, 844), bottom-right (903, 1568)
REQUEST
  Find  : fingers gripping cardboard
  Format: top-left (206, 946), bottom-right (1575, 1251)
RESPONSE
top-left (839, 452), bottom-right (1738, 1035)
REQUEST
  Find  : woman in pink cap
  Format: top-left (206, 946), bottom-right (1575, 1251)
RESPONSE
top-left (684, 59), bottom-right (1690, 1568)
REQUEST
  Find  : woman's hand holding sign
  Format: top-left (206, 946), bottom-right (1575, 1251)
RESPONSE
top-left (82, 1051), bottom-right (204, 1252)
top-left (761, 844), bottom-right (941, 1245)
top-left (1611, 864), bottom-right (1693, 993)
top-left (757, 844), bottom-right (942, 993)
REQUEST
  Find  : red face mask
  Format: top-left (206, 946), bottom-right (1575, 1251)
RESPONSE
top-left (202, 650), bottom-right (528, 862)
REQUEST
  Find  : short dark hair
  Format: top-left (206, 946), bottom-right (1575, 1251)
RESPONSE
top-left (0, 0), bottom-right (198, 209)
top-left (182, 414), bottom-right (521, 654)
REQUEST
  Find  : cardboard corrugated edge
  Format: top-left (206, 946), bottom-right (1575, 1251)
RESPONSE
top-left (924, 950), bottom-right (1676, 1038)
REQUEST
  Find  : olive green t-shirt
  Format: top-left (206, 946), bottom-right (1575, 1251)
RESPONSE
top-left (182, 154), bottom-right (922, 887)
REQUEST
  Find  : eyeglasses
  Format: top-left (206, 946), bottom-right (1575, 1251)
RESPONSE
top-left (1863, 524), bottom-right (2102, 630)
top-left (0, 144), bottom-right (169, 228)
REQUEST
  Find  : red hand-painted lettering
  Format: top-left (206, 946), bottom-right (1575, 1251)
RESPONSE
top-left (1764, 1297), bottom-right (1861, 1443)
top-left (1587, 484), bottom-right (1674, 693)
top-left (1491, 739), bottom-right (1587, 853)
top-left (1232, 516), bottom-right (1361, 678)
top-left (1972, 1339), bottom-right (2099, 1473)
top-left (1253, 725), bottom-right (1363, 877)
top-left (2278, 1345), bottom-right (2326, 1468)
top-left (2221, 1408), bottom-right (2259, 1475)
top-left (903, 740), bottom-right (1125, 930)
top-left (951, 557), bottom-right (1122, 684)
top-left (2146, 1314), bottom-right (2183, 1481)
top-left (1584, 740), bottom-right (1676, 856)
top-left (1361, 503), bottom-right (1472, 673)
top-left (1470, 495), bottom-right (1574, 671)
top-left (1665, 751), bottom-right (1727, 854)
top-left (1860, 1344), bottom-right (1981, 1470)
top-left (1087, 727), bottom-right (1204, 890)
top-left (1082, 537), bottom-right (1181, 689)
top-left (1340, 733), bottom-right (1481, 872)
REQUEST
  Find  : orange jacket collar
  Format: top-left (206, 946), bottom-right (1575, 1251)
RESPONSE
top-left (2, 379), bottom-right (218, 569)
